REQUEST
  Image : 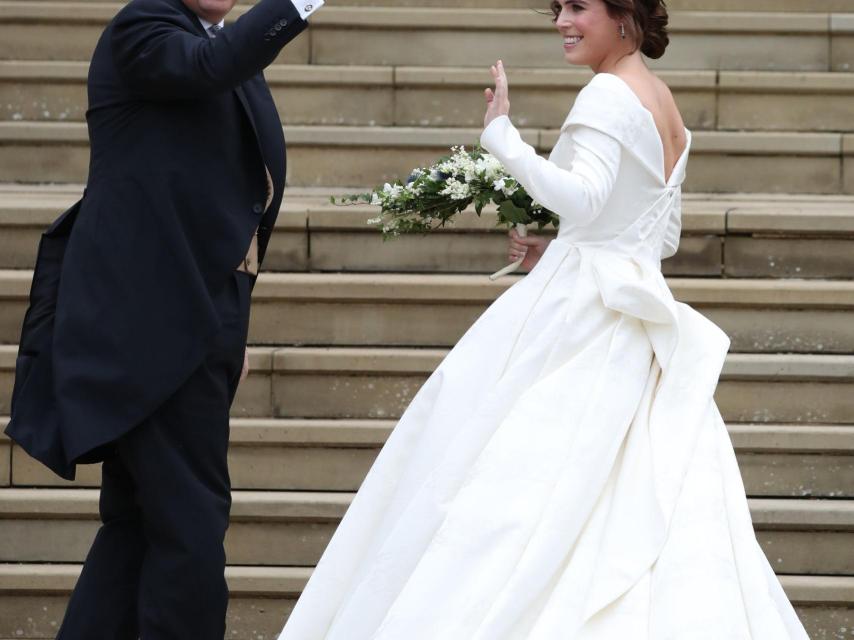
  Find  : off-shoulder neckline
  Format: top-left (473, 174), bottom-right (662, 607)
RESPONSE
top-left (593, 72), bottom-right (690, 186)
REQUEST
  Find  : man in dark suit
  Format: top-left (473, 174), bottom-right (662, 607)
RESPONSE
top-left (5, 0), bottom-right (322, 635)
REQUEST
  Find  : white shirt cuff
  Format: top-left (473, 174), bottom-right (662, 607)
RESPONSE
top-left (290, 0), bottom-right (323, 21)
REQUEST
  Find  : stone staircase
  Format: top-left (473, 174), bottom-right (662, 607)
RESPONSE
top-left (1, 0), bottom-right (854, 638)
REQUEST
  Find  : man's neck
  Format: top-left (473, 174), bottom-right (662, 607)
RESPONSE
top-left (197, 15), bottom-right (225, 31)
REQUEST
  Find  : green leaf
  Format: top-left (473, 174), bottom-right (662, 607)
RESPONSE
top-left (497, 200), bottom-right (532, 225)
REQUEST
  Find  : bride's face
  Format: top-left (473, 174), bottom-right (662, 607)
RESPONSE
top-left (552, 0), bottom-right (627, 68)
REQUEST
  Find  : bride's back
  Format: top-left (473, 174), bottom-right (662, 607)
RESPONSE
top-left (547, 72), bottom-right (691, 260)
top-left (615, 72), bottom-right (687, 183)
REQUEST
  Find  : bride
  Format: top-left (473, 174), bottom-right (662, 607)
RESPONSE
top-left (279, 1), bottom-right (810, 638)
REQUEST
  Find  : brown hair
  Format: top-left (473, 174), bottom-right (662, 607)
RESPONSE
top-left (549, 0), bottom-right (670, 59)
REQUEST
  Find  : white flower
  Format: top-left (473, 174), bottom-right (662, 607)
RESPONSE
top-left (438, 148), bottom-right (478, 182)
top-left (367, 216), bottom-right (383, 225)
top-left (493, 178), bottom-right (518, 197)
top-left (454, 153), bottom-right (478, 181)
top-left (475, 154), bottom-right (504, 181)
top-left (437, 161), bottom-right (455, 176)
top-left (440, 178), bottom-right (471, 201)
top-left (382, 183), bottom-right (403, 200)
top-left (370, 192), bottom-right (382, 206)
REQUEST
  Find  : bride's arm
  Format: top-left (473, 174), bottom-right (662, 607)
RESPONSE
top-left (480, 116), bottom-right (621, 228)
top-left (480, 61), bottom-right (622, 229)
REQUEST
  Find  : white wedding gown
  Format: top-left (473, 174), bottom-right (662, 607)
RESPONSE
top-left (278, 73), bottom-right (809, 639)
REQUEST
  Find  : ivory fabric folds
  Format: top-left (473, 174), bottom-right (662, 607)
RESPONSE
top-left (278, 73), bottom-right (809, 640)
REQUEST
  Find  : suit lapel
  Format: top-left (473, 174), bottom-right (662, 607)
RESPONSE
top-left (235, 83), bottom-right (275, 214)
top-left (234, 85), bottom-right (262, 147)
top-left (174, 0), bottom-right (278, 216)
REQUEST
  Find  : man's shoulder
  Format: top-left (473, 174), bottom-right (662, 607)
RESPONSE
top-left (113, 0), bottom-right (197, 30)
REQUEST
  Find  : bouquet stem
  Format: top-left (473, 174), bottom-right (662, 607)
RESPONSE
top-left (489, 224), bottom-right (527, 281)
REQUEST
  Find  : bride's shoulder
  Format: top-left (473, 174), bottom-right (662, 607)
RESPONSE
top-left (573, 73), bottom-right (643, 110)
top-left (560, 73), bottom-right (648, 145)
top-left (583, 72), bottom-right (634, 92)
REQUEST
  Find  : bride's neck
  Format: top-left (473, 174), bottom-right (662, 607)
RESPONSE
top-left (590, 51), bottom-right (649, 75)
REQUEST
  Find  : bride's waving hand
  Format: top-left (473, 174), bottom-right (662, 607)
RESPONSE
top-left (483, 60), bottom-right (511, 128)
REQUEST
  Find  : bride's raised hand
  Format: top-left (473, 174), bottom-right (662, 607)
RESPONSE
top-left (484, 60), bottom-right (510, 128)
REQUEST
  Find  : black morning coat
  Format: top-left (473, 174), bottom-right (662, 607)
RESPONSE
top-left (6, 0), bottom-right (307, 479)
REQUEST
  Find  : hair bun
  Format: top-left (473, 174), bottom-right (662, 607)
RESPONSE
top-left (639, 0), bottom-right (670, 59)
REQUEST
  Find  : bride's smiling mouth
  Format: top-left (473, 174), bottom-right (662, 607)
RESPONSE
top-left (564, 35), bottom-right (583, 50)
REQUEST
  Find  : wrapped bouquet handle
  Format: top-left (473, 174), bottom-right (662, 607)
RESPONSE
top-left (489, 224), bottom-right (527, 280)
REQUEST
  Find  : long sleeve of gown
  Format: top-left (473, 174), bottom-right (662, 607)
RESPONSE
top-left (479, 115), bottom-right (622, 227)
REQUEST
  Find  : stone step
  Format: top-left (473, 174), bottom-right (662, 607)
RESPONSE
top-left (219, 275), bottom-right (854, 354)
top-left (2, 418), bottom-right (393, 492)
top-left (3, 270), bottom-right (854, 352)
top-left (0, 563), bottom-right (309, 639)
top-left (3, 62), bottom-right (853, 133)
top-left (4, 346), bottom-right (850, 423)
top-left (302, 197), bottom-right (854, 279)
top-left (0, 489), bottom-right (851, 575)
top-left (0, 121), bottom-right (851, 192)
top-left (3, 189), bottom-right (854, 278)
top-left (0, 4), bottom-right (851, 72)
top-left (0, 188), bottom-right (312, 272)
top-left (10, 0), bottom-right (853, 11)
top-left (262, 349), bottom-right (854, 424)
top-left (3, 419), bottom-right (852, 498)
top-left (0, 564), bottom-right (850, 640)
top-left (0, 489), bottom-right (351, 567)
top-left (6, 185), bottom-right (850, 201)
top-left (730, 424), bottom-right (854, 497)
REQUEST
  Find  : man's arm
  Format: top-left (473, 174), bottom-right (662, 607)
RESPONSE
top-left (111, 0), bottom-right (311, 100)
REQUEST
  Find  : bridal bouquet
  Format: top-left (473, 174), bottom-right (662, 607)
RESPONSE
top-left (332, 145), bottom-right (559, 279)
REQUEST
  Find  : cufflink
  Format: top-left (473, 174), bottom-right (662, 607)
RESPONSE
top-left (305, 4), bottom-right (313, 11)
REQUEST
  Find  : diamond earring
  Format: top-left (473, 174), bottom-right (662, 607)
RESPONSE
top-left (619, 23), bottom-right (626, 39)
